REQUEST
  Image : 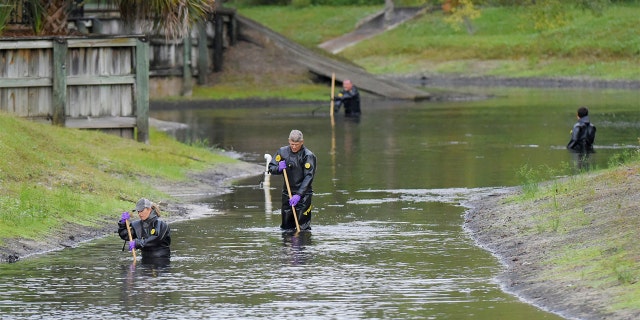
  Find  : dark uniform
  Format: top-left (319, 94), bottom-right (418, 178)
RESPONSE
top-left (334, 86), bottom-right (361, 117)
top-left (567, 115), bottom-right (596, 154)
top-left (268, 145), bottom-right (317, 231)
top-left (118, 210), bottom-right (171, 259)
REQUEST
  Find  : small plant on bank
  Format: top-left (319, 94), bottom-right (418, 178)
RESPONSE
top-left (607, 149), bottom-right (640, 168)
top-left (516, 163), bottom-right (560, 199)
top-left (613, 259), bottom-right (637, 285)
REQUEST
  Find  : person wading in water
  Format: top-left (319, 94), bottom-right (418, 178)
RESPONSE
top-left (268, 130), bottom-right (317, 232)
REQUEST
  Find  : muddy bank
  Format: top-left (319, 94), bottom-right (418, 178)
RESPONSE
top-left (463, 166), bottom-right (640, 320)
top-left (0, 160), bottom-right (263, 264)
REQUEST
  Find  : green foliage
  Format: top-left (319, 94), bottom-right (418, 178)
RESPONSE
top-left (517, 164), bottom-right (541, 197)
top-left (26, 0), bottom-right (46, 35)
top-left (613, 259), bottom-right (637, 284)
top-left (575, 0), bottom-right (611, 16)
top-left (334, 4), bottom-right (640, 79)
top-left (0, 5), bottom-right (12, 35)
top-left (524, 0), bottom-right (570, 31)
top-left (291, 0), bottom-right (312, 7)
top-left (516, 163), bottom-right (560, 198)
top-left (0, 112), bottom-right (235, 241)
top-left (443, 0), bottom-right (481, 34)
top-left (608, 148), bottom-right (640, 167)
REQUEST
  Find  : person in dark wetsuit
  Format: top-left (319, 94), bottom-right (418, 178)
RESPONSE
top-left (118, 198), bottom-right (171, 260)
top-left (567, 106), bottom-right (596, 170)
top-left (567, 106), bottom-right (596, 154)
top-left (268, 130), bottom-right (317, 232)
top-left (334, 79), bottom-right (361, 117)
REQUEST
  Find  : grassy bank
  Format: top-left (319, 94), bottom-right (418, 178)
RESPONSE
top-left (237, 4), bottom-right (640, 80)
top-left (187, 3), bottom-right (640, 100)
top-left (0, 112), bottom-right (236, 244)
top-left (465, 148), bottom-right (640, 317)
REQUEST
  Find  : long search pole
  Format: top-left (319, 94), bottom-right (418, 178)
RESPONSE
top-left (282, 168), bottom-right (301, 233)
top-left (125, 218), bottom-right (137, 262)
top-left (330, 73), bottom-right (335, 127)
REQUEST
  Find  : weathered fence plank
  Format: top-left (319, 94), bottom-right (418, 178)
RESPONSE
top-left (0, 36), bottom-right (148, 142)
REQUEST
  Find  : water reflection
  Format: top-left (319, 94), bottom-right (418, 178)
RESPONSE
top-left (281, 231), bottom-right (313, 266)
top-left (3, 88), bottom-right (640, 319)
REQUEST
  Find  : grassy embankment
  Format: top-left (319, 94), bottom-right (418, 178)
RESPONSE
top-left (498, 149), bottom-right (640, 314)
top-left (188, 3), bottom-right (640, 100)
top-left (0, 113), bottom-right (236, 245)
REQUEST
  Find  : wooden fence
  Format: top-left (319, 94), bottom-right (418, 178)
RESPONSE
top-left (71, 7), bottom-right (237, 97)
top-left (0, 36), bottom-right (149, 142)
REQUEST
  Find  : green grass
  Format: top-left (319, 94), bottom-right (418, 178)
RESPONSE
top-left (0, 112), bottom-right (236, 242)
top-left (235, 4), bottom-right (640, 81)
top-left (341, 4), bottom-right (640, 79)
top-left (506, 152), bottom-right (640, 313)
top-left (236, 5), bottom-right (383, 47)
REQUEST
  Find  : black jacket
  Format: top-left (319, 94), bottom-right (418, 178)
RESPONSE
top-left (268, 145), bottom-right (316, 196)
top-left (567, 116), bottom-right (596, 153)
top-left (118, 211), bottom-right (171, 259)
top-left (334, 86), bottom-right (361, 116)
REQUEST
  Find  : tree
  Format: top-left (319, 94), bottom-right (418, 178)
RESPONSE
top-left (443, 0), bottom-right (481, 34)
top-left (3, 0), bottom-right (216, 38)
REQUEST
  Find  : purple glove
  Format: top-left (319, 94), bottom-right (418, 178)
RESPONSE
top-left (289, 194), bottom-right (301, 207)
top-left (278, 161), bottom-right (287, 172)
top-left (128, 240), bottom-right (136, 251)
top-left (120, 211), bottom-right (130, 223)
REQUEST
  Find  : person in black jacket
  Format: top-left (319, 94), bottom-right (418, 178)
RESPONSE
top-left (268, 130), bottom-right (317, 232)
top-left (567, 106), bottom-right (596, 154)
top-left (566, 106), bottom-right (596, 171)
top-left (118, 198), bottom-right (171, 260)
top-left (334, 79), bottom-right (361, 117)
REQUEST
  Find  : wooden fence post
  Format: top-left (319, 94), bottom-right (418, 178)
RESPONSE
top-left (213, 14), bottom-right (223, 72)
top-left (182, 35), bottom-right (193, 96)
top-left (52, 38), bottom-right (67, 126)
top-left (135, 37), bottom-right (150, 144)
top-left (197, 22), bottom-right (209, 85)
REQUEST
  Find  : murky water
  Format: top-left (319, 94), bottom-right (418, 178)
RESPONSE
top-left (1, 87), bottom-right (638, 319)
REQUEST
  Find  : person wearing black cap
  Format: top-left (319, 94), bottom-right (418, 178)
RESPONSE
top-left (117, 198), bottom-right (171, 260)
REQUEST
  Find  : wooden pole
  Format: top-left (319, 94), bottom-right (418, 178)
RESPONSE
top-left (282, 168), bottom-right (301, 233)
top-left (52, 38), bottom-right (67, 127)
top-left (125, 219), bottom-right (137, 262)
top-left (330, 72), bottom-right (336, 127)
top-left (135, 37), bottom-right (150, 144)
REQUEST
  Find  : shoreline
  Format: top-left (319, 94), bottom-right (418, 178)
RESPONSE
top-left (0, 160), bottom-right (264, 264)
top-left (463, 165), bottom-right (640, 320)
